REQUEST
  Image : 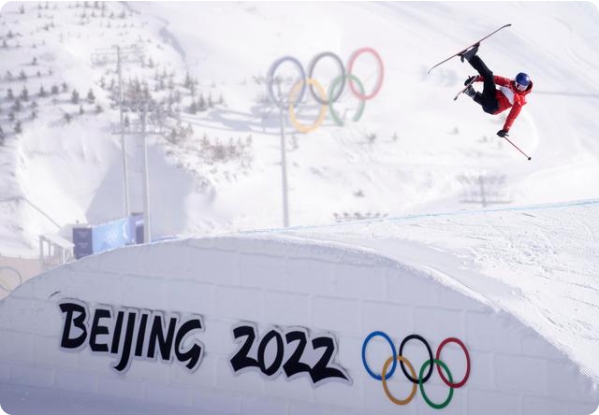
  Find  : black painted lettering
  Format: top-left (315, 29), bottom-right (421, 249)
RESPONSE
top-left (147, 315), bottom-right (177, 362)
top-left (134, 313), bottom-right (149, 357)
top-left (113, 311), bottom-right (137, 372)
top-left (59, 302), bottom-right (88, 350)
top-left (110, 310), bottom-right (124, 355)
top-left (174, 319), bottom-right (204, 372)
top-left (89, 307), bottom-right (111, 353)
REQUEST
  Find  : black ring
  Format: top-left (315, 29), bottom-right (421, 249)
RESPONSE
top-left (399, 334), bottom-right (434, 384)
top-left (307, 51), bottom-right (346, 105)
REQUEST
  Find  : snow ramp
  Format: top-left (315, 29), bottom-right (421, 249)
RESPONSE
top-left (1, 202), bottom-right (599, 414)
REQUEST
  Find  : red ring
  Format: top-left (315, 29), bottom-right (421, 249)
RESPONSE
top-left (347, 47), bottom-right (384, 101)
top-left (435, 337), bottom-right (470, 388)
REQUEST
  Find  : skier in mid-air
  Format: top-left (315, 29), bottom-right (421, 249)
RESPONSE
top-left (460, 44), bottom-right (533, 138)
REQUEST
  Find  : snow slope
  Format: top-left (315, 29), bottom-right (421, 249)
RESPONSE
top-left (273, 199), bottom-right (599, 384)
top-left (0, 2), bottom-right (598, 256)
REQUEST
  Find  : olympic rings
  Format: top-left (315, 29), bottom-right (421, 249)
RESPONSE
top-left (361, 331), bottom-right (470, 409)
top-left (267, 56), bottom-right (306, 107)
top-left (382, 355), bottom-right (418, 405)
top-left (419, 359), bottom-right (454, 409)
top-left (436, 337), bottom-right (471, 388)
top-left (347, 47), bottom-right (385, 101)
top-left (308, 52), bottom-right (346, 105)
top-left (266, 48), bottom-right (384, 132)
top-left (328, 74), bottom-right (365, 127)
top-left (399, 334), bottom-right (433, 384)
top-left (289, 79), bottom-right (328, 133)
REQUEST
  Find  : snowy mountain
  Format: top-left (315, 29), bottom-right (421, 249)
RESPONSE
top-left (1, 1), bottom-right (598, 258)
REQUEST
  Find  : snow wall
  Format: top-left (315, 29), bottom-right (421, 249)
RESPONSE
top-left (0, 236), bottom-right (597, 415)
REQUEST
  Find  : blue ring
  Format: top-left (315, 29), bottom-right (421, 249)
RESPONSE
top-left (362, 331), bottom-right (397, 381)
top-left (267, 56), bottom-right (306, 108)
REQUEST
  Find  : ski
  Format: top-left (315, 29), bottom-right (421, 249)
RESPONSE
top-left (453, 77), bottom-right (477, 101)
top-left (427, 24), bottom-right (512, 74)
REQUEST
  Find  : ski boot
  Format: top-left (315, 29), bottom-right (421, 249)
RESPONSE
top-left (460, 43), bottom-right (479, 62)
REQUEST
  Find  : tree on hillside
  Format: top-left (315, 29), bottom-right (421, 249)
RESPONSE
top-left (12, 99), bottom-right (22, 113)
top-left (79, 105), bottom-right (84, 115)
top-left (87, 88), bottom-right (96, 104)
top-left (14, 121), bottom-right (22, 135)
top-left (51, 84), bottom-right (59, 95)
top-left (39, 85), bottom-right (47, 98)
top-left (5, 71), bottom-right (13, 81)
top-left (71, 89), bottom-right (80, 104)
top-left (20, 86), bottom-right (29, 101)
top-left (198, 94), bottom-right (207, 112)
top-left (19, 70), bottom-right (27, 81)
top-left (0, 126), bottom-right (5, 145)
top-left (6, 88), bottom-right (14, 100)
top-left (62, 82), bottom-right (68, 93)
top-left (64, 112), bottom-right (72, 124)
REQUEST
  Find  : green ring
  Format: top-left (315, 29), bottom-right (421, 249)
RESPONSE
top-left (419, 359), bottom-right (454, 410)
top-left (328, 74), bottom-right (366, 127)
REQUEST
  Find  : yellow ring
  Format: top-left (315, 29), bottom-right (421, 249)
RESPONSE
top-left (288, 78), bottom-right (328, 133)
top-left (381, 355), bottom-right (418, 406)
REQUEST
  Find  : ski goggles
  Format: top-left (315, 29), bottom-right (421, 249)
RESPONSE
top-left (514, 81), bottom-right (528, 92)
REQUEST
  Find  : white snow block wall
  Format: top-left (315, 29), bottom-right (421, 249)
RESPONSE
top-left (0, 236), bottom-right (597, 415)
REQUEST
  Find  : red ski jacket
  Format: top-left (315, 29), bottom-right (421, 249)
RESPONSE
top-left (474, 75), bottom-right (533, 132)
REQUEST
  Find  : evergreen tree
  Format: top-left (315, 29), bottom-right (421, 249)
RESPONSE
top-left (71, 89), bottom-right (80, 104)
top-left (0, 126), bottom-right (5, 145)
top-left (9, 112), bottom-right (15, 122)
top-left (189, 100), bottom-right (198, 114)
top-left (198, 94), bottom-right (207, 112)
top-left (19, 70), bottom-right (27, 81)
top-left (51, 84), bottom-right (59, 95)
top-left (5, 71), bottom-right (12, 81)
top-left (39, 85), bottom-right (47, 97)
top-left (7, 88), bottom-right (14, 100)
top-left (2, 40), bottom-right (7, 49)
top-left (31, 109), bottom-right (38, 120)
top-left (87, 88), bottom-right (95, 104)
top-left (12, 99), bottom-right (22, 112)
top-left (14, 121), bottom-right (22, 135)
top-left (64, 112), bottom-right (72, 124)
top-left (79, 105), bottom-right (84, 115)
top-left (62, 82), bottom-right (68, 93)
top-left (20, 86), bottom-right (29, 101)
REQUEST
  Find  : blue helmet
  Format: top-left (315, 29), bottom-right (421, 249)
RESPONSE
top-left (515, 72), bottom-right (531, 91)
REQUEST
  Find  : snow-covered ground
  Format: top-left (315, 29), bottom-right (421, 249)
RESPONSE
top-left (0, 2), bottom-right (598, 256)
top-left (1, 1), bottom-right (599, 413)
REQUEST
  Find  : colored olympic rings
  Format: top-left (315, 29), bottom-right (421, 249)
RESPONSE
top-left (266, 48), bottom-right (384, 132)
top-left (361, 331), bottom-right (470, 409)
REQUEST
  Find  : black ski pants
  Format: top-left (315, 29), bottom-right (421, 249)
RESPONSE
top-left (469, 55), bottom-right (499, 114)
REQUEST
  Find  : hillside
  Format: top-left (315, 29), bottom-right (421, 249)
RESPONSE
top-left (0, 1), bottom-right (598, 258)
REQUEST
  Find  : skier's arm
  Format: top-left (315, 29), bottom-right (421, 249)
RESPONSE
top-left (503, 103), bottom-right (522, 132)
top-left (494, 76), bottom-right (513, 87)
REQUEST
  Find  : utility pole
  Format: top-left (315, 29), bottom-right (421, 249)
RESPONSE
top-left (112, 100), bottom-right (163, 244)
top-left (140, 103), bottom-right (151, 243)
top-left (91, 44), bottom-right (144, 218)
top-left (274, 81), bottom-right (290, 228)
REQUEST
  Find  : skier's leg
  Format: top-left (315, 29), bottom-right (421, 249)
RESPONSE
top-left (468, 56), bottom-right (496, 99)
top-left (468, 55), bottom-right (499, 113)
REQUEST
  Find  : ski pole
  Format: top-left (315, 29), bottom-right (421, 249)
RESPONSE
top-left (502, 135), bottom-right (532, 160)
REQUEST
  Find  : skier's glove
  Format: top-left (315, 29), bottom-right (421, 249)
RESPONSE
top-left (497, 129), bottom-right (509, 138)
top-left (464, 76), bottom-right (476, 86)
